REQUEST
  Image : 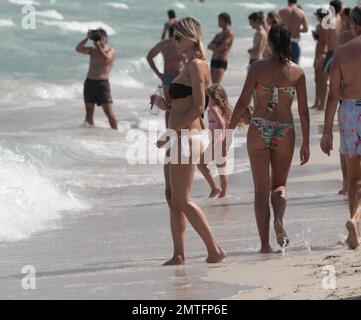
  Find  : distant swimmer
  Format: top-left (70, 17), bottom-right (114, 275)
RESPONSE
top-left (248, 12), bottom-right (268, 67)
top-left (75, 29), bottom-right (118, 130)
top-left (279, 0), bottom-right (309, 64)
top-left (321, 5), bottom-right (361, 250)
top-left (207, 12), bottom-right (234, 84)
top-left (161, 9), bottom-right (177, 40)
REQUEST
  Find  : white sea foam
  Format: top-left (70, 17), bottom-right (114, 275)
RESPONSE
top-left (305, 4), bottom-right (329, 10)
top-left (174, 3), bottom-right (186, 9)
top-left (32, 83), bottom-right (82, 100)
top-left (7, 0), bottom-right (40, 5)
top-left (0, 19), bottom-right (15, 28)
top-left (0, 147), bottom-right (86, 242)
top-left (36, 10), bottom-right (64, 20)
top-left (38, 19), bottom-right (116, 35)
top-left (111, 73), bottom-right (145, 89)
top-left (105, 2), bottom-right (130, 10)
top-left (236, 2), bottom-right (276, 10)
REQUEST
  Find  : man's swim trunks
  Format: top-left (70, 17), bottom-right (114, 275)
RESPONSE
top-left (84, 78), bottom-right (113, 106)
top-left (338, 99), bottom-right (361, 157)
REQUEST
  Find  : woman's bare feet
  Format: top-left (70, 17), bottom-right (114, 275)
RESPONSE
top-left (206, 247), bottom-right (226, 263)
top-left (338, 183), bottom-right (348, 196)
top-left (338, 189), bottom-right (348, 196)
top-left (209, 187), bottom-right (221, 198)
top-left (346, 220), bottom-right (361, 250)
top-left (274, 221), bottom-right (290, 248)
top-left (163, 254), bottom-right (185, 266)
top-left (259, 245), bottom-right (273, 253)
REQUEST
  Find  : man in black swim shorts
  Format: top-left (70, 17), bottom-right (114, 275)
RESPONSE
top-left (76, 28), bottom-right (118, 130)
top-left (208, 12), bottom-right (234, 84)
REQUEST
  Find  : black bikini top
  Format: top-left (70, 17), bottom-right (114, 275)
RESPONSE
top-left (169, 82), bottom-right (209, 112)
top-left (169, 83), bottom-right (192, 100)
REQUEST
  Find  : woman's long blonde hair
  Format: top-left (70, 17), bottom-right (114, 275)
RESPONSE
top-left (206, 84), bottom-right (232, 122)
top-left (174, 17), bottom-right (207, 60)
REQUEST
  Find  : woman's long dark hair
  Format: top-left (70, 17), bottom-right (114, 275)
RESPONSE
top-left (268, 23), bottom-right (291, 64)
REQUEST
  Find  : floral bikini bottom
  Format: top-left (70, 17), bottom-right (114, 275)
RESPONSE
top-left (251, 117), bottom-right (294, 150)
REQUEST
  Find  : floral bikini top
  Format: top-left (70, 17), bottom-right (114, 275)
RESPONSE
top-left (255, 84), bottom-right (296, 112)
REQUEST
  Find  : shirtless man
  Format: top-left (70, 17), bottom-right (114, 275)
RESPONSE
top-left (338, 7), bottom-right (353, 196)
top-left (76, 29), bottom-right (117, 130)
top-left (340, 7), bottom-right (353, 45)
top-left (312, 8), bottom-right (329, 111)
top-left (321, 5), bottom-right (361, 250)
top-left (315, 1), bottom-right (343, 110)
top-left (248, 12), bottom-right (267, 67)
top-left (161, 9), bottom-right (177, 40)
top-left (208, 12), bottom-right (234, 84)
top-left (279, 0), bottom-right (309, 64)
top-left (146, 35), bottom-right (185, 110)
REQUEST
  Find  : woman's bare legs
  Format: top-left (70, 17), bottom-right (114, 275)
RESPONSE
top-left (168, 138), bottom-right (226, 263)
top-left (163, 111), bottom-right (188, 265)
top-left (345, 156), bottom-right (361, 249)
top-left (270, 130), bottom-right (295, 248)
top-left (163, 163), bottom-right (187, 265)
top-left (247, 125), bottom-right (272, 253)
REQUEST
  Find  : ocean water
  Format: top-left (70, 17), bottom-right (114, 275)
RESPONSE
top-left (0, 0), bottom-right (356, 242)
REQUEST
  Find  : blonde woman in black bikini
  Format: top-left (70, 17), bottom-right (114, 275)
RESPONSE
top-left (151, 17), bottom-right (226, 265)
top-left (228, 24), bottom-right (310, 253)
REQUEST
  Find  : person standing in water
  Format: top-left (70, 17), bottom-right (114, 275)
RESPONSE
top-left (311, 8), bottom-right (329, 111)
top-left (315, 0), bottom-right (343, 111)
top-left (76, 29), bottom-right (118, 130)
top-left (161, 9), bottom-right (178, 40)
top-left (228, 24), bottom-right (310, 253)
top-left (321, 5), bottom-right (361, 250)
top-left (279, 0), bottom-right (309, 64)
top-left (152, 17), bottom-right (226, 265)
top-left (207, 12), bottom-right (234, 84)
top-left (147, 32), bottom-right (186, 109)
top-left (248, 12), bottom-right (268, 67)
